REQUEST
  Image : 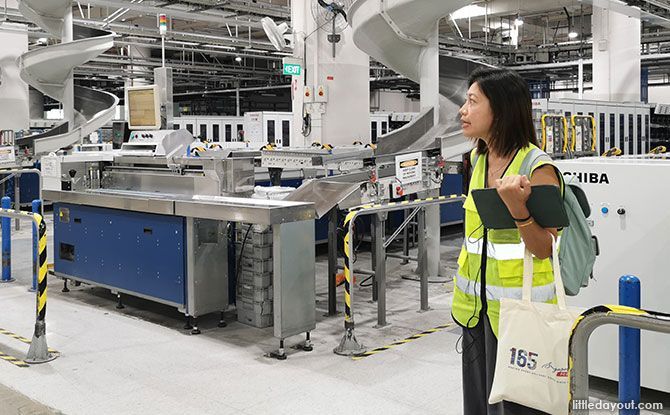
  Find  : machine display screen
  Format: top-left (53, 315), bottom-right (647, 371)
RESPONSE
top-left (127, 85), bottom-right (161, 130)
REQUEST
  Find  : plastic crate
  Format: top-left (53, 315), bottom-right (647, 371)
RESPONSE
top-left (237, 298), bottom-right (273, 316)
top-left (237, 284), bottom-right (273, 303)
top-left (236, 244), bottom-right (272, 260)
top-left (237, 304), bottom-right (273, 328)
top-left (238, 270), bottom-right (272, 288)
top-left (237, 256), bottom-right (273, 274)
top-left (235, 227), bottom-right (273, 246)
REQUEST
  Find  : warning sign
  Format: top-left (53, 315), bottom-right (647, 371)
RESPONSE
top-left (0, 146), bottom-right (16, 164)
top-left (395, 152), bottom-right (422, 184)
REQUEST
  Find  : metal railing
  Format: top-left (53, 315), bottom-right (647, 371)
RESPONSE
top-left (333, 194), bottom-right (464, 356)
top-left (568, 305), bottom-right (670, 414)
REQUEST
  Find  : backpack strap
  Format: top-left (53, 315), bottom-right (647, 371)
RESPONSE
top-left (520, 147), bottom-right (565, 196)
top-left (519, 148), bottom-right (552, 177)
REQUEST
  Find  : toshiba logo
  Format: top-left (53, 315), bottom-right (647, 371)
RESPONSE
top-left (563, 172), bottom-right (610, 184)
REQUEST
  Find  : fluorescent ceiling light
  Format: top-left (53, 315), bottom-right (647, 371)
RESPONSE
top-left (203, 44), bottom-right (236, 50)
top-left (168, 40), bottom-right (199, 46)
top-left (451, 5), bottom-right (487, 20)
top-left (489, 22), bottom-right (512, 30)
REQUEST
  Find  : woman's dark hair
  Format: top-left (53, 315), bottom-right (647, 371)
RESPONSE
top-left (468, 67), bottom-right (538, 156)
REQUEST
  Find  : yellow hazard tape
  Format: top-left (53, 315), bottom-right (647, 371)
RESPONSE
top-left (0, 328), bottom-right (58, 354)
top-left (348, 194), bottom-right (464, 213)
top-left (0, 351), bottom-right (29, 368)
top-left (352, 323), bottom-right (455, 360)
top-left (342, 210), bottom-right (357, 323)
top-left (604, 305), bottom-right (649, 316)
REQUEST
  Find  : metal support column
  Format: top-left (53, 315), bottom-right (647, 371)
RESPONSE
top-left (418, 207), bottom-right (429, 311)
top-left (13, 175), bottom-right (19, 230)
top-left (402, 206), bottom-right (410, 264)
top-left (327, 207), bottom-right (338, 316)
top-left (370, 217), bottom-right (378, 302)
top-left (373, 213), bottom-right (387, 327)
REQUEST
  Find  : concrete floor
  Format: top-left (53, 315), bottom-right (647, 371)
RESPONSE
top-left (0, 215), bottom-right (667, 415)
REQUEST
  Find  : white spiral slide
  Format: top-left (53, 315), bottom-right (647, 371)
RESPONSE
top-left (349, 0), bottom-right (486, 158)
top-left (17, 0), bottom-right (118, 155)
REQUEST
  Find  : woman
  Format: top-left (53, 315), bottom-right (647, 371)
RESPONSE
top-left (453, 67), bottom-right (561, 414)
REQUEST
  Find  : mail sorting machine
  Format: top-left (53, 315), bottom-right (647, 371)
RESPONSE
top-left (532, 98), bottom-right (651, 156)
top-left (173, 115), bottom-right (245, 143)
top-left (42, 129), bottom-right (317, 356)
top-left (539, 114), bottom-right (598, 159)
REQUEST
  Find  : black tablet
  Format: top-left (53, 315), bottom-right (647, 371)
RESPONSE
top-left (471, 185), bottom-right (569, 229)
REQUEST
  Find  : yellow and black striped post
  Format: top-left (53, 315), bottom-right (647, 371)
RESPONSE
top-left (333, 210), bottom-right (366, 356)
top-left (0, 208), bottom-right (57, 364)
top-left (25, 212), bottom-right (56, 363)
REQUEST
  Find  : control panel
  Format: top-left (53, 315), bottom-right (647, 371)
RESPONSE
top-left (120, 129), bottom-right (193, 157)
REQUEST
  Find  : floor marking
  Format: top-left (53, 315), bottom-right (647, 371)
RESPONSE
top-left (0, 350), bottom-right (29, 368)
top-left (352, 323), bottom-right (455, 360)
top-left (0, 328), bottom-right (59, 354)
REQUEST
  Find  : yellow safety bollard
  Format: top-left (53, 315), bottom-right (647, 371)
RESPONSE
top-left (26, 212), bottom-right (56, 363)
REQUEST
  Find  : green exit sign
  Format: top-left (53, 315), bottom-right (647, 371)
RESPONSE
top-left (283, 63), bottom-right (302, 76)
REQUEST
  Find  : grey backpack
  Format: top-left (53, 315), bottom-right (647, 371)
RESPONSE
top-left (519, 149), bottom-right (599, 296)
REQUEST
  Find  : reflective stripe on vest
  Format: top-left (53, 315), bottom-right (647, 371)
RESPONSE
top-left (455, 273), bottom-right (556, 302)
top-left (465, 237), bottom-right (562, 261)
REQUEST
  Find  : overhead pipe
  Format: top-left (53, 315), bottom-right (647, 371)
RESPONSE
top-left (510, 59), bottom-right (593, 71)
top-left (114, 40), bottom-right (282, 61)
top-left (85, 0), bottom-right (264, 29)
top-left (174, 84), bottom-right (290, 97)
top-left (74, 18), bottom-right (276, 51)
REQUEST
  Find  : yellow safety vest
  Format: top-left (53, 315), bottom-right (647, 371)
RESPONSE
top-left (451, 144), bottom-right (559, 337)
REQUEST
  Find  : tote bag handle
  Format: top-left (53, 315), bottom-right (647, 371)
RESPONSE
top-left (522, 235), bottom-right (567, 309)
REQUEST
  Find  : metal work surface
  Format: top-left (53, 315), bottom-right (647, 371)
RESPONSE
top-left (285, 179), bottom-right (365, 219)
top-left (44, 189), bottom-right (175, 216)
top-left (44, 189), bottom-right (315, 225)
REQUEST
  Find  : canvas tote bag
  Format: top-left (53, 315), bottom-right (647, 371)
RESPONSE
top-left (489, 237), bottom-right (584, 415)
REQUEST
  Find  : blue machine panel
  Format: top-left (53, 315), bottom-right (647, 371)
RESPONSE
top-left (54, 203), bottom-right (186, 305)
top-left (440, 173), bottom-right (464, 224)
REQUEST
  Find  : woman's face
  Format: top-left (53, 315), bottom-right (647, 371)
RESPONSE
top-left (459, 82), bottom-right (493, 141)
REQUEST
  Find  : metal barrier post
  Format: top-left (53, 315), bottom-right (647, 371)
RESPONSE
top-left (619, 276), bottom-right (641, 415)
top-left (30, 200), bottom-right (42, 292)
top-left (1, 196), bottom-right (12, 283)
top-left (568, 306), bottom-right (670, 414)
